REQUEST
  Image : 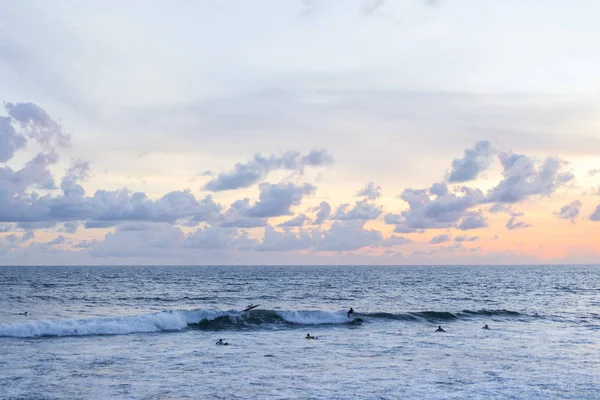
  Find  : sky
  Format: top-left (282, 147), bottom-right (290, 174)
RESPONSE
top-left (1, 0), bottom-right (599, 265)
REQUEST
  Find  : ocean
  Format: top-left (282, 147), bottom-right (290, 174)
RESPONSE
top-left (1, 265), bottom-right (599, 399)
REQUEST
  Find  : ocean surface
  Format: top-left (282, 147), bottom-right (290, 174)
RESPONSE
top-left (1, 264), bottom-right (599, 399)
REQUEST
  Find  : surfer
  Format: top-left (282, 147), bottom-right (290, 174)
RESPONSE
top-left (482, 324), bottom-right (490, 330)
top-left (14, 312), bottom-right (27, 316)
top-left (435, 326), bottom-right (445, 332)
top-left (216, 339), bottom-right (229, 345)
top-left (305, 333), bottom-right (317, 339)
top-left (347, 308), bottom-right (354, 318)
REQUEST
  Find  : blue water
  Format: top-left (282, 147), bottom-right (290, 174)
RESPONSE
top-left (1, 265), bottom-right (599, 399)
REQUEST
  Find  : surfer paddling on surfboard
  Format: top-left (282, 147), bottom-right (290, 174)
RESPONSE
top-left (243, 304), bottom-right (259, 312)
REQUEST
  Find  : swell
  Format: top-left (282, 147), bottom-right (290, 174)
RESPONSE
top-left (0, 308), bottom-right (526, 338)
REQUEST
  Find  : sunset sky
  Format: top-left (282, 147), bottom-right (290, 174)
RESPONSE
top-left (1, 0), bottom-right (599, 265)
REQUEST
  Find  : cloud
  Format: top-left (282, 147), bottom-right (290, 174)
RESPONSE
top-left (4, 102), bottom-right (70, 151)
top-left (457, 212), bottom-right (488, 230)
top-left (430, 234), bottom-right (451, 244)
top-left (506, 216), bottom-right (531, 230)
top-left (590, 205), bottom-right (600, 221)
top-left (485, 152), bottom-right (574, 203)
top-left (89, 223), bottom-right (185, 257)
top-left (47, 235), bottom-right (66, 246)
top-left (183, 224), bottom-right (257, 250)
top-left (253, 226), bottom-right (313, 251)
top-left (0, 223), bottom-right (12, 232)
top-left (588, 169), bottom-right (600, 177)
top-left (385, 183), bottom-right (483, 232)
top-left (219, 198), bottom-right (267, 228)
top-left (447, 140), bottom-right (494, 183)
top-left (1, 184), bottom-right (222, 226)
top-left (203, 149), bottom-right (333, 192)
top-left (381, 235), bottom-right (412, 247)
top-left (313, 201), bottom-right (331, 225)
top-left (361, 0), bottom-right (386, 15)
top-left (0, 116), bottom-right (26, 162)
top-left (356, 182), bottom-right (381, 200)
top-left (488, 203), bottom-right (512, 213)
top-left (74, 239), bottom-right (98, 248)
top-left (332, 199), bottom-right (382, 220)
top-left (314, 221), bottom-right (382, 252)
top-left (278, 213), bottom-right (311, 227)
top-left (62, 221), bottom-right (79, 233)
top-left (454, 235), bottom-right (479, 242)
top-left (554, 200), bottom-right (582, 223)
top-left (21, 230), bottom-right (35, 242)
top-left (245, 182), bottom-right (316, 218)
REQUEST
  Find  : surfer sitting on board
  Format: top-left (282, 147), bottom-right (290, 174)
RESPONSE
top-left (435, 326), bottom-right (445, 332)
top-left (482, 324), bottom-right (490, 330)
top-left (347, 308), bottom-right (354, 318)
top-left (216, 339), bottom-right (229, 345)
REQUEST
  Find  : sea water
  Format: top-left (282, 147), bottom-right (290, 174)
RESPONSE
top-left (1, 265), bottom-right (599, 399)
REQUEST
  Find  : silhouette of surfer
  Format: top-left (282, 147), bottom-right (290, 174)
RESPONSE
top-left (435, 326), bottom-right (445, 332)
top-left (482, 324), bottom-right (490, 330)
top-left (347, 308), bottom-right (354, 318)
top-left (216, 338), bottom-right (229, 345)
top-left (305, 333), bottom-right (317, 339)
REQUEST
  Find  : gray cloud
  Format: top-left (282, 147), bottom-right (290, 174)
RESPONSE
top-left (590, 205), bottom-right (600, 221)
top-left (74, 239), bottom-right (98, 248)
top-left (588, 169), bottom-right (600, 177)
top-left (183, 224), bottom-right (257, 250)
top-left (454, 235), bottom-right (479, 242)
top-left (332, 199), bottom-right (382, 220)
top-left (0, 116), bottom-right (26, 162)
top-left (245, 182), bottom-right (316, 218)
top-left (485, 152), bottom-right (574, 204)
top-left (457, 212), bottom-right (488, 230)
top-left (447, 140), bottom-right (494, 183)
top-left (89, 223), bottom-right (185, 257)
top-left (361, 0), bottom-right (386, 15)
top-left (430, 234), bottom-right (450, 244)
top-left (385, 183), bottom-right (483, 232)
top-left (314, 221), bottom-right (382, 252)
top-left (356, 182), bottom-right (381, 200)
top-left (381, 235), bottom-right (412, 247)
top-left (554, 200), bottom-right (582, 223)
top-left (62, 221), bottom-right (79, 233)
top-left (4, 102), bottom-right (70, 151)
top-left (203, 149), bottom-right (333, 192)
top-left (219, 199), bottom-right (267, 228)
top-left (47, 235), bottom-right (66, 246)
top-left (21, 230), bottom-right (34, 242)
top-left (506, 216), bottom-right (531, 230)
top-left (313, 201), bottom-right (331, 225)
top-left (253, 226), bottom-right (313, 251)
top-left (0, 223), bottom-right (12, 232)
top-left (278, 213), bottom-right (311, 227)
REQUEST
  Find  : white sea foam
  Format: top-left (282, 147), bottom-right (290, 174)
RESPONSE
top-left (0, 311), bottom-right (198, 338)
top-left (276, 310), bottom-right (349, 324)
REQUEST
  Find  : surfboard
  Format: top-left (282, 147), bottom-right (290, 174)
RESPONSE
top-left (243, 304), bottom-right (259, 312)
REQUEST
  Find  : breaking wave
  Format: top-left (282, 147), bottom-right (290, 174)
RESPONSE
top-left (0, 308), bottom-right (524, 338)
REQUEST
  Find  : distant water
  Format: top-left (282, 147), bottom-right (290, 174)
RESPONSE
top-left (1, 265), bottom-right (599, 399)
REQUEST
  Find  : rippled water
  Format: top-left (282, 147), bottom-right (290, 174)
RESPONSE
top-left (1, 265), bottom-right (599, 399)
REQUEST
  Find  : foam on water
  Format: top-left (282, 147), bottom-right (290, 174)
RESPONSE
top-left (0, 308), bottom-right (527, 337)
